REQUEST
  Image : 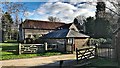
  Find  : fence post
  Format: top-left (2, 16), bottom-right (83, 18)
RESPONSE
top-left (95, 44), bottom-right (98, 58)
top-left (76, 48), bottom-right (78, 64)
top-left (44, 42), bottom-right (48, 51)
top-left (18, 43), bottom-right (21, 55)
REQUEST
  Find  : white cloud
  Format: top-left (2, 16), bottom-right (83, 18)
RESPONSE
top-left (24, 11), bottom-right (34, 17)
top-left (54, 2), bottom-right (77, 10)
top-left (47, 0), bottom-right (98, 2)
top-left (85, 11), bottom-right (95, 17)
top-left (37, 2), bottom-right (96, 23)
top-left (36, 7), bottom-right (46, 15)
top-left (25, 1), bottom-right (115, 23)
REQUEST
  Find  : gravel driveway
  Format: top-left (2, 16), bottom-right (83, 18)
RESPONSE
top-left (1, 54), bottom-right (77, 68)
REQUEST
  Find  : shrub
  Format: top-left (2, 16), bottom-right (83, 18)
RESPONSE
top-left (90, 38), bottom-right (112, 45)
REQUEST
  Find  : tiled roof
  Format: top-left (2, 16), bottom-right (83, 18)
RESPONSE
top-left (41, 29), bottom-right (90, 39)
top-left (58, 23), bottom-right (72, 29)
top-left (22, 19), bottom-right (66, 30)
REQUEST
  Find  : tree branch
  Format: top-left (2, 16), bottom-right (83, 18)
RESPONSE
top-left (105, 6), bottom-right (120, 16)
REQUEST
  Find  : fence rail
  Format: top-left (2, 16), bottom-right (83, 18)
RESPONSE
top-left (97, 45), bottom-right (114, 59)
top-left (18, 43), bottom-right (62, 54)
top-left (76, 44), bottom-right (114, 64)
top-left (76, 47), bottom-right (96, 63)
top-left (19, 44), bottom-right (45, 54)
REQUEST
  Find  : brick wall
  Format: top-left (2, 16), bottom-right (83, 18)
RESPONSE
top-left (75, 38), bottom-right (89, 49)
top-left (24, 29), bottom-right (53, 38)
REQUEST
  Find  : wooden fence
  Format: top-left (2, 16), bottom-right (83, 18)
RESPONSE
top-left (18, 43), bottom-right (62, 54)
top-left (76, 47), bottom-right (96, 63)
top-left (97, 44), bottom-right (114, 59)
top-left (19, 44), bottom-right (44, 54)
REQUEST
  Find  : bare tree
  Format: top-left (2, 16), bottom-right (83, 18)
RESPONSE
top-left (73, 15), bottom-right (86, 32)
top-left (107, 0), bottom-right (120, 16)
top-left (2, 2), bottom-right (27, 25)
top-left (106, 0), bottom-right (120, 64)
top-left (48, 16), bottom-right (61, 22)
top-left (1, 2), bottom-right (27, 41)
top-left (0, 8), bottom-right (2, 42)
top-left (95, 1), bottom-right (120, 31)
top-left (75, 15), bottom-right (85, 25)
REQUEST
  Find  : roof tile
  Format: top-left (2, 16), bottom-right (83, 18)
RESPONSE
top-left (22, 19), bottom-right (66, 29)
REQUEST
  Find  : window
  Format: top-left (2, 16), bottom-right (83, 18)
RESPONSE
top-left (67, 38), bottom-right (74, 44)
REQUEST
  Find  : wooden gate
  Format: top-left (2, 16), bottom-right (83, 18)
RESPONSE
top-left (19, 44), bottom-right (44, 54)
top-left (76, 47), bottom-right (96, 63)
top-left (18, 43), bottom-right (63, 54)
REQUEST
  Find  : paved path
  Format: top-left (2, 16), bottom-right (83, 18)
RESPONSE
top-left (1, 54), bottom-right (77, 68)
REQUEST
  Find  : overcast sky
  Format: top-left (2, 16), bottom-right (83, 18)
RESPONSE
top-left (1, 0), bottom-right (116, 23)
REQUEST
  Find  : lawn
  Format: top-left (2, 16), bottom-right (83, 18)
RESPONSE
top-left (1, 43), bottom-right (18, 51)
top-left (0, 43), bottom-right (62, 60)
top-left (1, 51), bottom-right (61, 60)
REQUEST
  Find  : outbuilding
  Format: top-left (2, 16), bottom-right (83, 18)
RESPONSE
top-left (41, 28), bottom-right (90, 53)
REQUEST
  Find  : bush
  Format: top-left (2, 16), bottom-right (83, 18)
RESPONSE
top-left (25, 38), bottom-right (33, 44)
top-left (90, 38), bottom-right (112, 45)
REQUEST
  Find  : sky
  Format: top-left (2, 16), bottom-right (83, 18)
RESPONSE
top-left (1, 0), bottom-right (116, 23)
top-left (23, 1), bottom-right (97, 23)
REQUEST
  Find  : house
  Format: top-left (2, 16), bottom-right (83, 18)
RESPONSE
top-left (19, 19), bottom-right (90, 53)
top-left (19, 19), bottom-right (66, 41)
top-left (40, 24), bottom-right (90, 52)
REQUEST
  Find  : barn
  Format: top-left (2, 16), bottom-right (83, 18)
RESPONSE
top-left (19, 19), bottom-right (90, 53)
top-left (40, 26), bottom-right (90, 53)
top-left (19, 19), bottom-right (65, 42)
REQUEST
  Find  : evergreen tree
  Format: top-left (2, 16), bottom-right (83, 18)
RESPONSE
top-left (84, 2), bottom-right (112, 38)
top-left (84, 17), bottom-right (95, 37)
top-left (94, 18), bottom-right (112, 38)
top-left (94, 2), bottom-right (112, 38)
top-left (1, 12), bottom-right (13, 41)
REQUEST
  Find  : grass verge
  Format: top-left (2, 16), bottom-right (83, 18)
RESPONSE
top-left (1, 51), bottom-right (61, 60)
top-left (0, 43), bottom-right (62, 60)
top-left (85, 58), bottom-right (119, 67)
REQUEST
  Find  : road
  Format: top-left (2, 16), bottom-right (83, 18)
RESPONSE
top-left (1, 54), bottom-right (77, 68)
